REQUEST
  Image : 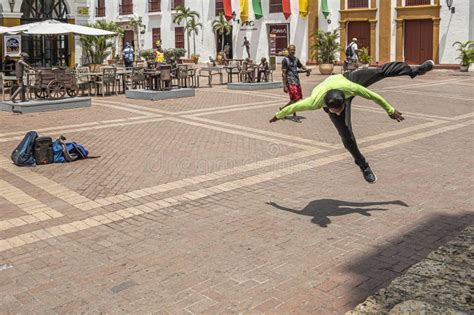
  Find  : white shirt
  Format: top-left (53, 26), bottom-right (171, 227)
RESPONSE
top-left (350, 42), bottom-right (359, 61)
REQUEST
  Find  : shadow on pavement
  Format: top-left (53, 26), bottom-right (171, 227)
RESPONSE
top-left (343, 212), bottom-right (474, 310)
top-left (266, 199), bottom-right (408, 227)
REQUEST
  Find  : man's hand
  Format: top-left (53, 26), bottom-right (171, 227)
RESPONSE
top-left (389, 110), bottom-right (405, 122)
top-left (269, 116), bottom-right (279, 123)
top-left (306, 69), bottom-right (312, 77)
top-left (283, 86), bottom-right (288, 93)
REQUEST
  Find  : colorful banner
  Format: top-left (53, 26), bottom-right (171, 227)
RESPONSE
top-left (224, 0), bottom-right (233, 21)
top-left (240, 0), bottom-right (249, 23)
top-left (298, 0), bottom-right (308, 18)
top-left (4, 35), bottom-right (21, 57)
top-left (321, 0), bottom-right (330, 19)
top-left (252, 0), bottom-right (263, 20)
top-left (282, 0), bottom-right (291, 20)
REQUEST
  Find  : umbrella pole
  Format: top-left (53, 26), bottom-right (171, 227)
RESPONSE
top-left (42, 35), bottom-right (46, 67)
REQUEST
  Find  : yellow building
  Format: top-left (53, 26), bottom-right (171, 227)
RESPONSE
top-left (308, 0), bottom-right (472, 65)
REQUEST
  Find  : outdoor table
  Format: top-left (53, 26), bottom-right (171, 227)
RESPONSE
top-left (198, 66), bottom-right (224, 87)
top-left (87, 71), bottom-right (131, 94)
top-left (144, 70), bottom-right (161, 91)
top-left (223, 65), bottom-right (240, 83)
top-left (4, 76), bottom-right (16, 81)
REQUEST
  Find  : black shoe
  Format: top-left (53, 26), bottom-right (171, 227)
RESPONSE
top-left (416, 60), bottom-right (434, 76)
top-left (361, 166), bottom-right (377, 184)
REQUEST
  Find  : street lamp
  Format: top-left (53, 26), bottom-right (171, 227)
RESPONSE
top-left (231, 11), bottom-right (240, 24)
top-left (9, 0), bottom-right (15, 12)
top-left (446, 0), bottom-right (455, 13)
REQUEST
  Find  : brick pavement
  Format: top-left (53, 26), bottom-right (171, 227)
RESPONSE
top-left (0, 70), bottom-right (472, 314)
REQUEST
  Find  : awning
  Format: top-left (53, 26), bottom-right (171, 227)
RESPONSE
top-left (321, 0), bottom-right (330, 19)
top-left (224, 0), bottom-right (233, 21)
top-left (0, 26), bottom-right (12, 34)
top-left (282, 0), bottom-right (291, 20)
top-left (6, 19), bottom-right (115, 36)
top-left (240, 0), bottom-right (249, 23)
top-left (253, 0), bottom-right (263, 20)
top-left (299, 0), bottom-right (309, 18)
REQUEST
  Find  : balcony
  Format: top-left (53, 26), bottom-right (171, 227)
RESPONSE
top-left (119, 3), bottom-right (133, 15)
top-left (96, 6), bottom-right (105, 17)
top-left (149, 0), bottom-right (161, 12)
top-left (347, 0), bottom-right (369, 9)
top-left (405, 0), bottom-right (431, 6)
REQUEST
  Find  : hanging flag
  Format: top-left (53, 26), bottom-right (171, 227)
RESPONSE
top-left (224, 0), bottom-right (233, 21)
top-left (253, 0), bottom-right (263, 19)
top-left (321, 0), bottom-right (330, 19)
top-left (282, 0), bottom-right (291, 20)
top-left (240, 0), bottom-right (249, 22)
top-left (298, 0), bottom-right (308, 18)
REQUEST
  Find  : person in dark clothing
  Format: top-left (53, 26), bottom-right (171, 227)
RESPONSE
top-left (270, 60), bottom-right (435, 183)
top-left (10, 53), bottom-right (33, 103)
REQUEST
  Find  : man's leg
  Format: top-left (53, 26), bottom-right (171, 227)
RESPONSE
top-left (326, 100), bottom-right (377, 183)
top-left (345, 61), bottom-right (434, 88)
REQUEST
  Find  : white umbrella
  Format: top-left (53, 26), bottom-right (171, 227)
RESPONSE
top-left (7, 19), bottom-right (115, 36)
top-left (0, 26), bottom-right (13, 34)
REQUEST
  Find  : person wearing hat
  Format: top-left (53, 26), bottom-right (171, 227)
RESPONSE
top-left (269, 60), bottom-right (435, 184)
top-left (346, 38), bottom-right (359, 63)
top-left (11, 53), bottom-right (33, 103)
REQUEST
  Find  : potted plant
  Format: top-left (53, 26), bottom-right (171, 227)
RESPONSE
top-left (191, 54), bottom-right (200, 64)
top-left (79, 21), bottom-right (122, 69)
top-left (311, 30), bottom-right (340, 75)
top-left (452, 40), bottom-right (474, 72)
top-left (358, 47), bottom-right (372, 68)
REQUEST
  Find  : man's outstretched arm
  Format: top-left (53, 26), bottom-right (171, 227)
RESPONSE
top-left (270, 94), bottom-right (319, 122)
top-left (350, 84), bottom-right (404, 121)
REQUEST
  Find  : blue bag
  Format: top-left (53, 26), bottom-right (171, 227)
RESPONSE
top-left (53, 136), bottom-right (89, 163)
top-left (11, 131), bottom-right (38, 166)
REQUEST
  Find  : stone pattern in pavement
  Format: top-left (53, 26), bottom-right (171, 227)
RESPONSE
top-left (0, 70), bottom-right (472, 314)
top-left (348, 225), bottom-right (474, 314)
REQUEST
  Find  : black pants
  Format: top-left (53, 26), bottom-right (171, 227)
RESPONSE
top-left (327, 62), bottom-right (418, 169)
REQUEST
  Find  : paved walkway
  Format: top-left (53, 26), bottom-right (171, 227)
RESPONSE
top-left (0, 70), bottom-right (473, 314)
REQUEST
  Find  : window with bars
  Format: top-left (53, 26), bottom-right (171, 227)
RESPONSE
top-left (269, 0), bottom-right (283, 13)
top-left (175, 27), bottom-right (184, 48)
top-left (172, 0), bottom-right (185, 10)
top-left (216, 0), bottom-right (224, 16)
top-left (120, 0), bottom-right (133, 15)
top-left (149, 0), bottom-right (161, 12)
top-left (152, 28), bottom-right (161, 46)
top-left (405, 0), bottom-right (431, 6)
top-left (347, 0), bottom-right (369, 9)
top-left (96, 0), bottom-right (105, 17)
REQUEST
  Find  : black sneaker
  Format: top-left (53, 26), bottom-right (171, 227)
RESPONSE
top-left (416, 60), bottom-right (434, 76)
top-left (362, 166), bottom-right (377, 184)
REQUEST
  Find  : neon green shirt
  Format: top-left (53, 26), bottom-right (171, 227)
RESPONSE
top-left (275, 74), bottom-right (395, 119)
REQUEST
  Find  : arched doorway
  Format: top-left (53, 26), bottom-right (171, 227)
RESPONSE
top-left (21, 0), bottom-right (70, 67)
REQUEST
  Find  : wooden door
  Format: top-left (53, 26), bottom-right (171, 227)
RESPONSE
top-left (347, 21), bottom-right (370, 54)
top-left (404, 19), bottom-right (433, 64)
top-left (123, 30), bottom-right (135, 49)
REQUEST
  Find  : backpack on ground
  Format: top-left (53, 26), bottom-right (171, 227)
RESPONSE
top-left (11, 131), bottom-right (38, 166)
top-left (34, 136), bottom-right (54, 165)
top-left (346, 43), bottom-right (354, 58)
top-left (52, 135), bottom-right (90, 163)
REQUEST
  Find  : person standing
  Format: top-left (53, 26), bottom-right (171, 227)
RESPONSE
top-left (10, 53), bottom-right (33, 103)
top-left (242, 37), bottom-right (250, 58)
top-left (346, 38), bottom-right (359, 64)
top-left (223, 43), bottom-right (231, 60)
top-left (280, 44), bottom-right (311, 122)
top-left (122, 42), bottom-right (134, 69)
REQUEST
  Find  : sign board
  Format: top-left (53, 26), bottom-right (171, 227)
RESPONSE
top-left (77, 7), bottom-right (89, 15)
top-left (240, 20), bottom-right (257, 31)
top-left (268, 24), bottom-right (289, 55)
top-left (4, 35), bottom-right (21, 57)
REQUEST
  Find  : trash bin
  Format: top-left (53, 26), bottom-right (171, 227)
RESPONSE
top-left (270, 56), bottom-right (276, 70)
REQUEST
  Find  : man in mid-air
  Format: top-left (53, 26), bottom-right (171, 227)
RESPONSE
top-left (270, 60), bottom-right (434, 183)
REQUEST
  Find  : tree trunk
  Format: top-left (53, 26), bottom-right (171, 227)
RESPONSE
top-left (187, 30), bottom-right (191, 58)
top-left (193, 32), bottom-right (196, 56)
top-left (221, 33), bottom-right (224, 51)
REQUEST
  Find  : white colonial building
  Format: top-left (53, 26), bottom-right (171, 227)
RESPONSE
top-left (87, 0), bottom-right (310, 63)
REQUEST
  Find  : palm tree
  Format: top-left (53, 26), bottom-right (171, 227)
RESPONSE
top-left (186, 19), bottom-right (203, 57)
top-left (173, 5), bottom-right (200, 58)
top-left (79, 21), bottom-right (121, 64)
top-left (212, 13), bottom-right (232, 53)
